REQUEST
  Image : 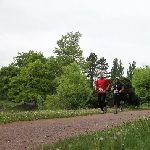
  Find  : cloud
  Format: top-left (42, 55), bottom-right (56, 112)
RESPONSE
top-left (0, 0), bottom-right (150, 75)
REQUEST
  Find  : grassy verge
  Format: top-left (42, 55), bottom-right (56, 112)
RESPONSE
top-left (0, 101), bottom-right (150, 124)
top-left (0, 108), bottom-right (110, 124)
top-left (39, 117), bottom-right (150, 150)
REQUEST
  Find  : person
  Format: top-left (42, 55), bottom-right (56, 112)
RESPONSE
top-left (111, 77), bottom-right (124, 114)
top-left (95, 72), bottom-right (110, 114)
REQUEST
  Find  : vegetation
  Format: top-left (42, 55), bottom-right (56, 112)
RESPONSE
top-left (46, 62), bottom-right (92, 110)
top-left (0, 108), bottom-right (100, 124)
top-left (0, 31), bottom-right (149, 111)
top-left (132, 66), bottom-right (150, 105)
top-left (40, 115), bottom-right (150, 150)
top-left (111, 58), bottom-right (124, 78)
top-left (0, 100), bottom-right (149, 124)
top-left (0, 31), bottom-right (150, 150)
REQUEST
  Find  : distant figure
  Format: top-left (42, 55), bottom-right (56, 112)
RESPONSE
top-left (111, 77), bottom-right (124, 114)
top-left (95, 72), bottom-right (110, 114)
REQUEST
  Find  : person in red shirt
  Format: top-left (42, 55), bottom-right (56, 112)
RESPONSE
top-left (95, 72), bottom-right (110, 114)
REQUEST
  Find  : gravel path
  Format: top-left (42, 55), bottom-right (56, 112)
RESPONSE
top-left (0, 110), bottom-right (150, 150)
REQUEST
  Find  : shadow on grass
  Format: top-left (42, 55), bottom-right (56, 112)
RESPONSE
top-left (0, 101), bottom-right (38, 112)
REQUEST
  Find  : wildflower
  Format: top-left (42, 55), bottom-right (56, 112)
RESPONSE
top-left (69, 144), bottom-right (72, 147)
top-left (143, 116), bottom-right (146, 119)
top-left (99, 137), bottom-right (104, 141)
top-left (116, 132), bottom-right (121, 135)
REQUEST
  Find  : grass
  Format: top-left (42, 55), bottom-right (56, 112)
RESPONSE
top-left (0, 100), bottom-right (150, 124)
top-left (39, 117), bottom-right (150, 150)
top-left (0, 100), bottom-right (150, 149)
top-left (0, 108), bottom-right (104, 124)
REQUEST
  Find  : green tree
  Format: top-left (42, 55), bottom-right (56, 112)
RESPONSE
top-left (118, 59), bottom-right (124, 77)
top-left (8, 60), bottom-right (53, 108)
top-left (111, 58), bottom-right (124, 78)
top-left (0, 65), bottom-right (19, 100)
top-left (86, 53), bottom-right (98, 89)
top-left (132, 66), bottom-right (150, 104)
top-left (118, 77), bottom-right (139, 106)
top-left (96, 57), bottom-right (110, 77)
top-left (127, 61), bottom-right (136, 80)
top-left (46, 56), bottom-right (62, 94)
top-left (13, 50), bottom-right (47, 68)
top-left (53, 31), bottom-right (86, 75)
top-left (47, 62), bottom-right (92, 110)
top-left (111, 58), bottom-right (118, 78)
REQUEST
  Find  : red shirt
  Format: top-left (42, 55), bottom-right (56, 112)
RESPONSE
top-left (95, 77), bottom-right (109, 94)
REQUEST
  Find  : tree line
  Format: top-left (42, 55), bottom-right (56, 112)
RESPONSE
top-left (0, 31), bottom-right (149, 109)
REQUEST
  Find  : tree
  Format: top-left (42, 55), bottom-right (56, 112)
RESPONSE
top-left (47, 62), bottom-right (92, 110)
top-left (111, 58), bottom-right (118, 78)
top-left (86, 53), bottom-right (98, 89)
top-left (0, 65), bottom-right (19, 100)
top-left (96, 57), bottom-right (109, 76)
top-left (96, 57), bottom-right (110, 77)
top-left (127, 61), bottom-right (136, 80)
top-left (53, 31), bottom-right (86, 74)
top-left (132, 66), bottom-right (150, 104)
top-left (111, 58), bottom-right (124, 78)
top-left (13, 50), bottom-right (47, 68)
top-left (118, 59), bottom-right (124, 77)
top-left (119, 77), bottom-right (139, 106)
top-left (8, 60), bottom-right (54, 108)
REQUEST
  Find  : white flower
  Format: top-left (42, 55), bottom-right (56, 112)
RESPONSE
top-left (69, 144), bottom-right (72, 147)
top-left (114, 136), bottom-right (117, 140)
top-left (99, 137), bottom-right (104, 141)
top-left (116, 132), bottom-right (121, 135)
top-left (143, 116), bottom-right (146, 119)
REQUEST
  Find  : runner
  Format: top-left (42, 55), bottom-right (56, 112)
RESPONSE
top-left (95, 72), bottom-right (110, 114)
top-left (111, 77), bottom-right (124, 114)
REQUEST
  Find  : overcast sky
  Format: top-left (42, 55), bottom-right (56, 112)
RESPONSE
top-left (1, 0), bottom-right (150, 76)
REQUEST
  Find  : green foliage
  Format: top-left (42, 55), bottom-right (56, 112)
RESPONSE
top-left (132, 66), bottom-right (150, 104)
top-left (96, 57), bottom-right (110, 77)
top-left (120, 77), bottom-right (140, 106)
top-left (45, 95), bottom-right (60, 110)
top-left (86, 53), bottom-right (98, 89)
top-left (0, 109), bottom-right (102, 124)
top-left (13, 50), bottom-right (47, 68)
top-left (42, 117), bottom-right (150, 150)
top-left (53, 31), bottom-right (86, 75)
top-left (111, 58), bottom-right (124, 78)
top-left (0, 64), bottom-right (19, 100)
top-left (118, 59), bottom-right (124, 76)
top-left (8, 60), bottom-right (53, 108)
top-left (127, 61), bottom-right (136, 80)
top-left (53, 62), bottom-right (93, 109)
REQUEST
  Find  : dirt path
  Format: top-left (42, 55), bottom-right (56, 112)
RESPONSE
top-left (0, 110), bottom-right (150, 150)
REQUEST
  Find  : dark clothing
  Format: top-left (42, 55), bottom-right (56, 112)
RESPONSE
top-left (98, 93), bottom-right (106, 111)
top-left (113, 94), bottom-right (121, 106)
top-left (112, 81), bottom-right (123, 106)
top-left (112, 81), bottom-right (123, 95)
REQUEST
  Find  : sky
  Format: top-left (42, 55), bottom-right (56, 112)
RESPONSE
top-left (0, 0), bottom-right (150, 76)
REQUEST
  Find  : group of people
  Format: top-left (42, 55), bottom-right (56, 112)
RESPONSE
top-left (95, 72), bottom-right (124, 114)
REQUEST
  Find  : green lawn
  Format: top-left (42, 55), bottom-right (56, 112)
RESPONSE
top-left (0, 100), bottom-right (150, 150)
top-left (40, 117), bottom-right (150, 150)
